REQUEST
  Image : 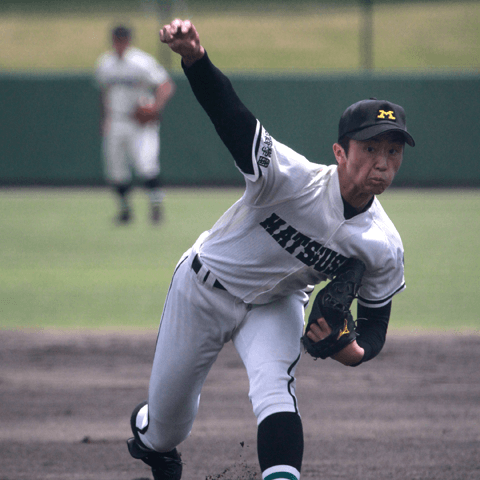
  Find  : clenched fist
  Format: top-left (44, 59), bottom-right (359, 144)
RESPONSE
top-left (159, 19), bottom-right (205, 67)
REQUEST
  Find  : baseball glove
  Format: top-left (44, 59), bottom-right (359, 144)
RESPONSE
top-left (133, 104), bottom-right (161, 125)
top-left (302, 258), bottom-right (366, 359)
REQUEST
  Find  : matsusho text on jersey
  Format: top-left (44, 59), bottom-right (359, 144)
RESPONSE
top-left (260, 213), bottom-right (348, 276)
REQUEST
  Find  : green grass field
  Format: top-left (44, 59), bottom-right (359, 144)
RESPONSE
top-left (1, 187), bottom-right (479, 332)
top-left (0, 1), bottom-right (479, 72)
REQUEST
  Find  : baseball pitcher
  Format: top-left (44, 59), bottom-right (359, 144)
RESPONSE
top-left (126, 19), bottom-right (415, 480)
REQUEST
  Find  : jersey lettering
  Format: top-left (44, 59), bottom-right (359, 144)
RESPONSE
top-left (296, 239), bottom-right (323, 266)
top-left (104, 77), bottom-right (141, 87)
top-left (257, 130), bottom-right (272, 168)
top-left (284, 231), bottom-right (311, 254)
top-left (259, 212), bottom-right (286, 234)
top-left (272, 225), bottom-right (298, 248)
top-left (260, 213), bottom-right (348, 275)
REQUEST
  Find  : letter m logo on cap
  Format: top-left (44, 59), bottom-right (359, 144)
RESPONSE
top-left (377, 110), bottom-right (396, 120)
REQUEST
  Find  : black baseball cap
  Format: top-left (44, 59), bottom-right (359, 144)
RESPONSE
top-left (338, 98), bottom-right (415, 147)
top-left (112, 25), bottom-right (132, 39)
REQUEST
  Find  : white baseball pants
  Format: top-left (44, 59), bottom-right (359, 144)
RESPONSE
top-left (102, 120), bottom-right (161, 184)
top-left (138, 248), bottom-right (306, 453)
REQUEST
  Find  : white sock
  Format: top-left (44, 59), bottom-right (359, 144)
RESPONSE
top-left (263, 465), bottom-right (300, 480)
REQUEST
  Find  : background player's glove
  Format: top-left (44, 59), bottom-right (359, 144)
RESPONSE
top-left (133, 104), bottom-right (161, 124)
top-left (302, 258), bottom-right (366, 359)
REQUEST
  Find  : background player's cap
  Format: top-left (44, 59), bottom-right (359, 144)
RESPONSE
top-left (112, 25), bottom-right (132, 40)
top-left (338, 98), bottom-right (415, 147)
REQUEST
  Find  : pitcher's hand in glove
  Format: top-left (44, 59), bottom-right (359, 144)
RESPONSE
top-left (302, 258), bottom-right (366, 362)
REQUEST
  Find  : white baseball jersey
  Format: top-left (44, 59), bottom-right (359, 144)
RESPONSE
top-left (195, 122), bottom-right (406, 307)
top-left (95, 46), bottom-right (170, 120)
top-left (94, 47), bottom-right (170, 183)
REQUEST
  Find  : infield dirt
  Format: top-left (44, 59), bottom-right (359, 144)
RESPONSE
top-left (1, 329), bottom-right (479, 480)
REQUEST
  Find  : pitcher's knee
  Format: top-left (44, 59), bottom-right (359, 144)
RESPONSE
top-left (249, 374), bottom-right (299, 424)
top-left (254, 396), bottom-right (299, 425)
top-left (248, 363), bottom-right (300, 425)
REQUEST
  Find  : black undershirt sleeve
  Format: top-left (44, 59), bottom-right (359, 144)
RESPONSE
top-left (352, 301), bottom-right (392, 366)
top-left (182, 52), bottom-right (257, 175)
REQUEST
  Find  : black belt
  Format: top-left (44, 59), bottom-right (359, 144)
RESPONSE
top-left (191, 254), bottom-right (226, 290)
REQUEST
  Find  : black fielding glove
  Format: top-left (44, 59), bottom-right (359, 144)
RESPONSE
top-left (302, 258), bottom-right (366, 359)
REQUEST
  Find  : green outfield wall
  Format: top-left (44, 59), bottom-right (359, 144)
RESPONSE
top-left (1, 72), bottom-right (479, 187)
top-left (0, 0), bottom-right (457, 13)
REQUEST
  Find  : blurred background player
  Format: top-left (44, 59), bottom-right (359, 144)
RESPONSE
top-left (95, 25), bottom-right (175, 224)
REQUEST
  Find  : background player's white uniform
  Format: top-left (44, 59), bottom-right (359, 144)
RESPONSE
top-left (95, 46), bottom-right (171, 184)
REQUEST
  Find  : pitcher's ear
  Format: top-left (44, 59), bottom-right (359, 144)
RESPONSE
top-left (333, 143), bottom-right (347, 165)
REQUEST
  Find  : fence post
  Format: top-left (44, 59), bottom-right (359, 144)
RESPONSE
top-left (360, 0), bottom-right (374, 70)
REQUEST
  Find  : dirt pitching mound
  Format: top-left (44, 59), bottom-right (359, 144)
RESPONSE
top-left (1, 329), bottom-right (479, 480)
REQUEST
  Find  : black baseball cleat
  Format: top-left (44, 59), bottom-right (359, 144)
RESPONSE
top-left (115, 207), bottom-right (132, 224)
top-left (128, 401), bottom-right (183, 480)
top-left (127, 438), bottom-right (182, 480)
top-left (151, 204), bottom-right (163, 224)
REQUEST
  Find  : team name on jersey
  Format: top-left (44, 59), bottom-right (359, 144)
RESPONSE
top-left (257, 130), bottom-right (272, 168)
top-left (260, 213), bottom-right (348, 276)
top-left (104, 76), bottom-right (142, 87)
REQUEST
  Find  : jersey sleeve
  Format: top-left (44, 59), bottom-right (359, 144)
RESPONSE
top-left (357, 226), bottom-right (406, 308)
top-left (146, 59), bottom-right (170, 86)
top-left (93, 54), bottom-right (108, 88)
top-left (130, 49), bottom-right (170, 87)
top-left (240, 122), bottom-right (327, 210)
